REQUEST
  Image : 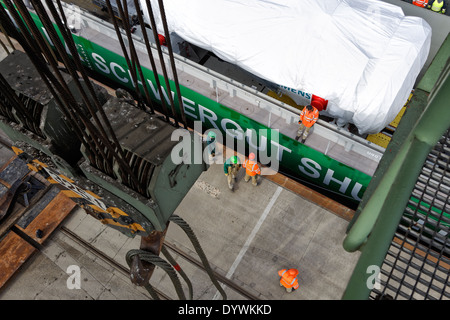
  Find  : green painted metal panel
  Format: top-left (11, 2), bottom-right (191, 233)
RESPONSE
top-left (418, 33), bottom-right (450, 93)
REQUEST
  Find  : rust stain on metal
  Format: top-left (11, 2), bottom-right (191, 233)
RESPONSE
top-left (129, 225), bottom-right (169, 286)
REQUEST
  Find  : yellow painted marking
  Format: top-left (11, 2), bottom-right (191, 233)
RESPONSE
top-left (366, 133), bottom-right (391, 149)
top-left (32, 159), bottom-right (48, 168)
top-left (57, 174), bottom-right (74, 183)
top-left (266, 90), bottom-right (302, 110)
top-left (46, 177), bottom-right (58, 184)
top-left (84, 189), bottom-right (102, 199)
top-left (61, 190), bottom-right (83, 198)
top-left (100, 218), bottom-right (145, 233)
top-left (389, 106), bottom-right (406, 128)
top-left (9, 147), bottom-right (143, 233)
top-left (11, 146), bottom-right (24, 155)
top-left (88, 204), bottom-right (108, 214)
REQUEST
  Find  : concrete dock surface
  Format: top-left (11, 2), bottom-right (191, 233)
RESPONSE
top-left (0, 140), bottom-right (360, 300)
top-left (0, 3), bottom-right (362, 300)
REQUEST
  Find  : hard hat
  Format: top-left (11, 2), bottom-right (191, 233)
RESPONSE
top-left (288, 269), bottom-right (298, 276)
top-left (231, 156), bottom-right (238, 164)
top-left (207, 131), bottom-right (216, 138)
top-left (249, 152), bottom-right (255, 160)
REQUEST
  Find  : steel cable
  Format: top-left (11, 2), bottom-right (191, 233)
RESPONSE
top-left (169, 214), bottom-right (227, 300)
top-left (40, 0), bottom-right (141, 187)
top-left (103, 0), bottom-right (146, 111)
top-left (125, 248), bottom-right (187, 300)
top-left (132, 0), bottom-right (171, 122)
top-left (3, 0), bottom-right (113, 170)
top-left (114, 0), bottom-right (155, 113)
top-left (143, 283), bottom-right (161, 300)
top-left (161, 245), bottom-right (193, 300)
top-left (143, 0), bottom-right (179, 126)
top-left (125, 214), bottom-right (227, 300)
top-left (0, 1), bottom-right (96, 158)
top-left (156, 0), bottom-right (187, 128)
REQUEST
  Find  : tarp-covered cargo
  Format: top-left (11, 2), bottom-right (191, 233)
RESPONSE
top-left (141, 0), bottom-right (432, 134)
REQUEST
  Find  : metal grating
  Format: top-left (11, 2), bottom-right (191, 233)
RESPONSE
top-left (370, 128), bottom-right (450, 300)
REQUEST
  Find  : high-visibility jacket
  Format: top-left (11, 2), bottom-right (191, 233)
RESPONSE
top-left (299, 107), bottom-right (319, 128)
top-left (243, 159), bottom-right (260, 177)
top-left (431, 0), bottom-right (444, 11)
top-left (278, 269), bottom-right (299, 290)
top-left (413, 0), bottom-right (428, 7)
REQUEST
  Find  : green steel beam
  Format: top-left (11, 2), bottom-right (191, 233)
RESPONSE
top-left (342, 58), bottom-right (450, 299)
top-left (347, 32), bottom-right (450, 234)
top-left (345, 89), bottom-right (429, 233)
top-left (417, 33), bottom-right (450, 93)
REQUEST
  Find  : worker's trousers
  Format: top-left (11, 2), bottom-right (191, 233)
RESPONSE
top-left (244, 173), bottom-right (258, 186)
top-left (227, 166), bottom-right (239, 190)
top-left (206, 141), bottom-right (216, 157)
top-left (296, 123), bottom-right (312, 141)
top-left (279, 282), bottom-right (293, 293)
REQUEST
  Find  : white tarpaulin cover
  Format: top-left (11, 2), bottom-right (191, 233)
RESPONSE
top-left (141, 0), bottom-right (431, 134)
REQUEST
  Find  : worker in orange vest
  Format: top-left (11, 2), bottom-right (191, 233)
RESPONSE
top-left (278, 268), bottom-right (299, 293)
top-left (296, 104), bottom-right (319, 143)
top-left (413, 0), bottom-right (429, 7)
top-left (243, 152), bottom-right (261, 186)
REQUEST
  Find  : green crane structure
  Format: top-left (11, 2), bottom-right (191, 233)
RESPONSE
top-left (343, 34), bottom-right (450, 300)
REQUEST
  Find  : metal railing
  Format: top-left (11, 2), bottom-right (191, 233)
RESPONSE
top-left (342, 52), bottom-right (450, 299)
top-left (371, 128), bottom-right (450, 300)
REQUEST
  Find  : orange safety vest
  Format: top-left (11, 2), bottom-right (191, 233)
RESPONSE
top-left (413, 0), bottom-right (428, 7)
top-left (243, 159), bottom-right (260, 177)
top-left (278, 269), bottom-right (299, 290)
top-left (299, 107), bottom-right (319, 128)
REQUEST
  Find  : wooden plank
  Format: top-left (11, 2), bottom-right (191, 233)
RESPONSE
top-left (0, 172), bottom-right (51, 238)
top-left (0, 154), bottom-right (19, 191)
top-left (0, 154), bottom-right (17, 174)
top-left (0, 231), bottom-right (36, 289)
top-left (0, 157), bottom-right (31, 185)
top-left (15, 186), bottom-right (61, 230)
top-left (266, 172), bottom-right (355, 221)
top-left (0, 178), bottom-right (12, 189)
top-left (16, 192), bottom-right (77, 244)
top-left (0, 183), bottom-right (8, 199)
